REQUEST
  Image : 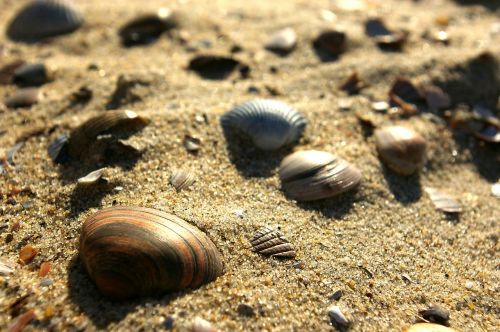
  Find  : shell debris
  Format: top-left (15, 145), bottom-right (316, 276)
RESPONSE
top-left (424, 187), bottom-right (462, 213)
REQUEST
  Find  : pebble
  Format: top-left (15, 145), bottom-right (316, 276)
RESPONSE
top-left (237, 303), bottom-right (255, 317)
top-left (329, 290), bottom-right (343, 301)
top-left (418, 305), bottom-right (450, 326)
top-left (327, 305), bottom-right (351, 329)
top-left (40, 278), bottom-right (54, 287)
top-left (491, 182), bottom-right (500, 198)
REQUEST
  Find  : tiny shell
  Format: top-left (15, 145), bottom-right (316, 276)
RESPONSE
top-left (418, 305), bottom-right (450, 326)
top-left (77, 168), bottom-right (107, 185)
top-left (313, 30), bottom-right (347, 57)
top-left (0, 259), bottom-right (14, 276)
top-left (192, 317), bottom-right (216, 332)
top-left (265, 28), bottom-right (297, 55)
top-left (170, 169), bottom-right (196, 191)
top-left (424, 187), bottom-right (462, 213)
top-left (279, 150), bottom-right (362, 201)
top-left (250, 226), bottom-right (296, 258)
top-left (327, 305), bottom-right (351, 328)
top-left (48, 133), bottom-right (69, 163)
top-left (7, 0), bottom-right (83, 42)
top-left (374, 126), bottom-right (426, 175)
top-left (119, 8), bottom-right (178, 46)
top-left (365, 18), bottom-right (407, 50)
top-left (188, 55), bottom-right (247, 80)
top-left (404, 323), bottom-right (457, 332)
top-left (221, 99), bottom-right (306, 151)
top-left (13, 63), bottom-right (52, 87)
top-left (5, 88), bottom-right (40, 108)
top-left (184, 135), bottom-right (201, 153)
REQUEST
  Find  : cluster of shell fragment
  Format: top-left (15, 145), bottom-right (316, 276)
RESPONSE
top-left (221, 99), bottom-right (307, 151)
top-left (250, 226), bottom-right (296, 258)
top-left (279, 150), bottom-right (362, 201)
top-left (79, 206), bottom-right (224, 299)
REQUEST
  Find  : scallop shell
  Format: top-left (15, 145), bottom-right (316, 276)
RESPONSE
top-left (79, 206), bottom-right (224, 299)
top-left (265, 28), bottom-right (297, 55)
top-left (7, 0), bottom-right (83, 42)
top-left (404, 323), bottom-right (457, 332)
top-left (250, 226), bottom-right (296, 258)
top-left (221, 99), bottom-right (306, 151)
top-left (169, 169), bottom-right (196, 191)
top-left (68, 110), bottom-right (148, 160)
top-left (374, 126), bottom-right (426, 175)
top-left (5, 88), bottom-right (40, 108)
top-left (279, 150), bottom-right (362, 201)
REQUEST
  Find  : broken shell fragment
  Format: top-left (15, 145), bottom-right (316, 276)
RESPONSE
top-left (48, 133), bottom-right (69, 163)
top-left (279, 150), bottom-right (362, 201)
top-left (192, 317), bottom-right (216, 332)
top-left (374, 126), bottom-right (426, 175)
top-left (424, 187), bottom-right (462, 213)
top-left (5, 88), bottom-right (40, 108)
top-left (13, 63), bottom-right (52, 87)
top-left (221, 99), bottom-right (306, 151)
top-left (327, 305), bottom-right (351, 329)
top-left (67, 110), bottom-right (148, 160)
top-left (0, 259), bottom-right (14, 276)
top-left (313, 30), bottom-right (347, 57)
top-left (79, 206), bottom-right (224, 299)
top-left (418, 305), bottom-right (450, 326)
top-left (265, 27), bottom-right (297, 55)
top-left (250, 226), bottom-right (296, 258)
top-left (119, 8), bottom-right (178, 46)
top-left (7, 0), bottom-right (83, 42)
top-left (77, 168), bottom-right (107, 185)
top-left (169, 169), bottom-right (196, 191)
top-left (404, 323), bottom-right (457, 332)
top-left (365, 17), bottom-right (408, 50)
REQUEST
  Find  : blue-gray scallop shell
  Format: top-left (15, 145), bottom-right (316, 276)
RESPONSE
top-left (7, 0), bottom-right (83, 42)
top-left (220, 99), bottom-right (306, 151)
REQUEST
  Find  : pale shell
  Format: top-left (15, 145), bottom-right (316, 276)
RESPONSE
top-left (250, 226), bottom-right (296, 258)
top-left (221, 99), bottom-right (306, 151)
top-left (279, 150), bottom-right (362, 201)
top-left (169, 169), bottom-right (196, 191)
top-left (424, 187), bottom-right (462, 213)
top-left (192, 317), bottom-right (216, 332)
top-left (327, 305), bottom-right (351, 329)
top-left (77, 168), bottom-right (107, 185)
top-left (4, 88), bottom-right (40, 108)
top-left (7, 0), bottom-right (83, 42)
top-left (265, 28), bottom-right (297, 55)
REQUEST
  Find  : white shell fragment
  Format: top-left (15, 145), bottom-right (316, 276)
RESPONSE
top-left (221, 99), bottom-right (307, 151)
top-left (77, 168), bottom-right (107, 185)
top-left (491, 182), bottom-right (500, 198)
top-left (424, 187), bottom-right (462, 213)
top-left (250, 226), bottom-right (296, 258)
top-left (192, 317), bottom-right (216, 332)
top-left (0, 259), bottom-right (14, 276)
top-left (279, 150), bottom-right (362, 201)
top-left (265, 27), bottom-right (297, 55)
top-left (169, 169), bottom-right (196, 191)
top-left (327, 305), bottom-right (351, 329)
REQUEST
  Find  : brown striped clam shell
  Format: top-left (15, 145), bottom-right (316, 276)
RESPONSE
top-left (374, 126), bottom-right (426, 176)
top-left (279, 150), bottom-right (362, 201)
top-left (250, 226), bottom-right (296, 259)
top-left (79, 206), bottom-right (224, 299)
top-left (68, 110), bottom-right (148, 160)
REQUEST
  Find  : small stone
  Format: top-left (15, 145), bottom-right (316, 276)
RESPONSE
top-left (21, 200), bottom-right (34, 209)
top-left (237, 303), bottom-right (255, 317)
top-left (327, 305), bottom-right (351, 329)
top-left (40, 277), bottom-right (53, 287)
top-left (265, 27), bottom-right (297, 55)
top-left (192, 317), bottom-right (216, 332)
top-left (464, 281), bottom-right (474, 290)
top-left (39, 261), bottom-right (51, 277)
top-left (329, 290), bottom-right (343, 301)
top-left (491, 182), bottom-right (500, 198)
top-left (19, 245), bottom-right (37, 264)
top-left (418, 305), bottom-right (450, 326)
top-left (371, 101), bottom-right (389, 112)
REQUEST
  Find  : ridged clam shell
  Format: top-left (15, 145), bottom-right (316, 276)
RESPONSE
top-left (374, 126), bottom-right (426, 176)
top-left (279, 150), bottom-right (362, 201)
top-left (7, 0), bottom-right (83, 42)
top-left (169, 169), bottom-right (196, 191)
top-left (68, 110), bottom-right (148, 160)
top-left (250, 226), bottom-right (296, 258)
top-left (221, 99), bottom-right (306, 151)
top-left (79, 206), bottom-right (224, 299)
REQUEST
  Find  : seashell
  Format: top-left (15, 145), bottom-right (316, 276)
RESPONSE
top-left (170, 169), bottom-right (196, 191)
top-left (374, 126), bottom-right (426, 175)
top-left (6, 142), bottom-right (24, 166)
top-left (365, 17), bottom-right (407, 50)
top-left (250, 226), bottom-right (296, 258)
top-left (19, 245), bottom-right (38, 264)
top-left (0, 60), bottom-right (26, 84)
top-left (13, 63), bottom-right (52, 87)
top-left (192, 317), bottom-right (216, 332)
top-left (6, 0), bottom-right (83, 42)
top-left (279, 150), bottom-right (362, 201)
top-left (5, 88), bottom-right (40, 109)
top-left (119, 8), bottom-right (178, 47)
top-left (264, 27), bottom-right (297, 55)
top-left (6, 310), bottom-right (36, 332)
top-left (424, 187), bottom-right (462, 213)
top-left (313, 30), bottom-right (347, 57)
top-left (67, 110), bottom-right (149, 160)
top-left (327, 305), bottom-right (351, 329)
top-left (184, 135), bottom-right (201, 153)
top-left (404, 323), bottom-right (457, 332)
top-left (491, 182), bottom-right (500, 198)
top-left (188, 55), bottom-right (248, 80)
top-left (390, 78), bottom-right (422, 104)
top-left (0, 259), bottom-right (14, 276)
top-left (77, 168), bottom-right (107, 186)
top-left (422, 85), bottom-right (450, 111)
top-left (220, 99), bottom-right (306, 151)
top-left (418, 305), bottom-right (450, 326)
top-left (48, 133), bottom-right (69, 163)
top-left (79, 206), bottom-right (224, 299)
top-left (339, 72), bottom-right (366, 95)
top-left (371, 101), bottom-right (389, 112)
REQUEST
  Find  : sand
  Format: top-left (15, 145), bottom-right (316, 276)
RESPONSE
top-left (0, 0), bottom-right (499, 331)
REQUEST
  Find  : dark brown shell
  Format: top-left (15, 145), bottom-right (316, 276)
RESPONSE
top-left (250, 226), bottom-right (296, 258)
top-left (374, 126), bottom-right (426, 175)
top-left (79, 206), bottom-right (224, 299)
top-left (68, 110), bottom-right (148, 160)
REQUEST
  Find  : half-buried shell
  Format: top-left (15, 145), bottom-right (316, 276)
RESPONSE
top-left (221, 99), bottom-right (306, 151)
top-left (79, 206), bottom-right (224, 299)
top-left (279, 150), bottom-right (362, 201)
top-left (250, 226), bottom-right (296, 259)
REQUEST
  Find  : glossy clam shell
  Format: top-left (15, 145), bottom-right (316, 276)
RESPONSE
top-left (374, 126), bottom-right (426, 176)
top-left (68, 110), bottom-right (148, 160)
top-left (279, 150), bottom-right (362, 201)
top-left (221, 99), bottom-right (306, 151)
top-left (250, 226), bottom-right (296, 258)
top-left (79, 206), bottom-right (224, 299)
top-left (7, 0), bottom-right (83, 42)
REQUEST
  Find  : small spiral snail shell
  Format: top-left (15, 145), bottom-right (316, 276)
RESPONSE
top-left (79, 206), bottom-right (224, 299)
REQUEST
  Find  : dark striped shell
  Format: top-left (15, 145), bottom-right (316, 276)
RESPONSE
top-left (68, 110), bottom-right (148, 160)
top-left (279, 150), bottom-right (362, 201)
top-left (6, 0), bottom-right (83, 42)
top-left (79, 206), bottom-right (224, 299)
top-left (250, 226), bottom-right (296, 258)
top-left (221, 99), bottom-right (306, 151)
